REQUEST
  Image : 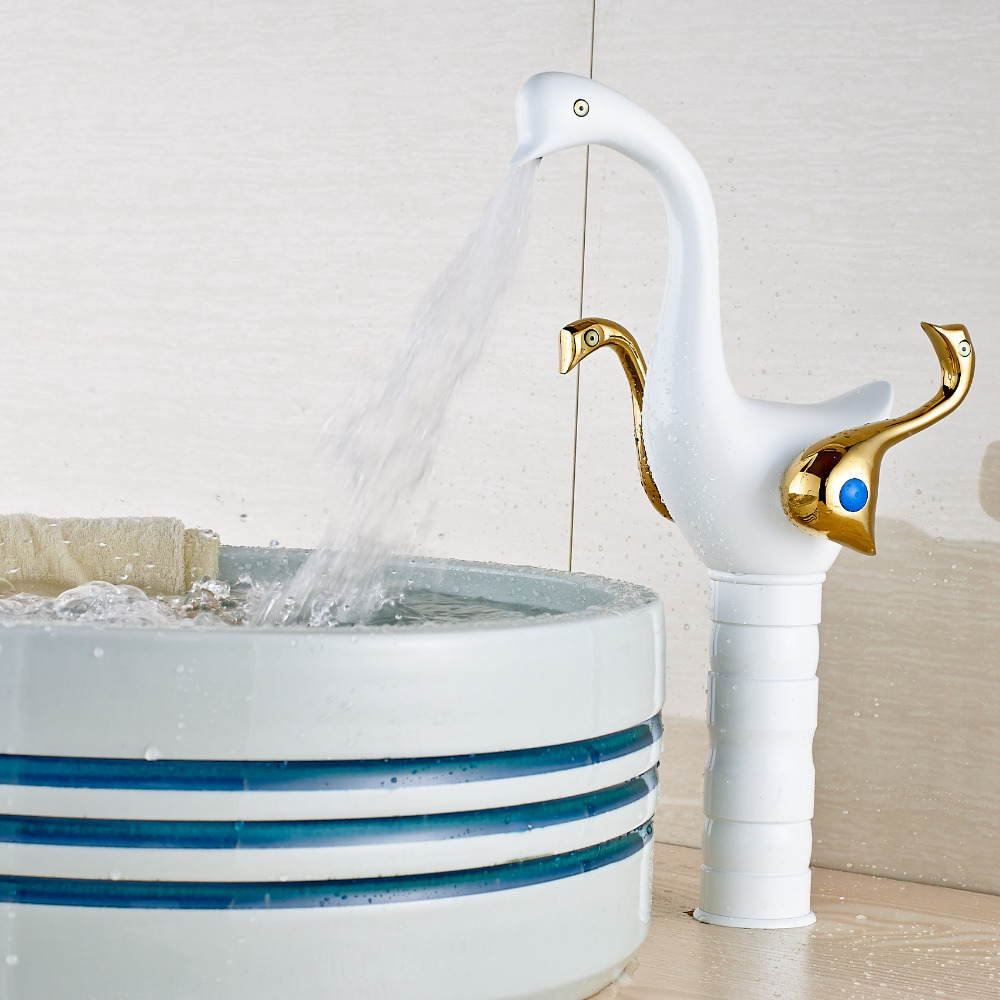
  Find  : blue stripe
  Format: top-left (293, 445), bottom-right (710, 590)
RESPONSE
top-left (0, 716), bottom-right (662, 792)
top-left (0, 823), bottom-right (653, 910)
top-left (0, 769), bottom-right (656, 849)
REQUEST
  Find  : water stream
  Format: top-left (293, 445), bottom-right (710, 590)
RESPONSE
top-left (252, 159), bottom-right (538, 627)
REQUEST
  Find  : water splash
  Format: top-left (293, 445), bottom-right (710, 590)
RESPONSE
top-left (0, 576), bottom-right (555, 629)
top-left (252, 160), bottom-right (538, 626)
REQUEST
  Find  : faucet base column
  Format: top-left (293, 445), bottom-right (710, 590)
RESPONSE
top-left (695, 571), bottom-right (824, 929)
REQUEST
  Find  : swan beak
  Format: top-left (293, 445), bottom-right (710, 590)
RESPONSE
top-left (510, 74), bottom-right (558, 167)
top-left (782, 322), bottom-right (975, 555)
top-left (558, 326), bottom-right (577, 374)
top-left (559, 320), bottom-right (597, 374)
top-left (510, 71), bottom-right (597, 167)
top-left (558, 318), bottom-right (625, 373)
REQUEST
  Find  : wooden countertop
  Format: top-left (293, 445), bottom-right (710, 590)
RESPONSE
top-left (593, 845), bottom-right (1000, 999)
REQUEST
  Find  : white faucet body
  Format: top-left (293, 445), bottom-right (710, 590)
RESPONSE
top-left (513, 72), bottom-right (895, 927)
top-left (512, 72), bottom-right (892, 576)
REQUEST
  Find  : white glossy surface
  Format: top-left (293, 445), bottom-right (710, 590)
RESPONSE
top-left (573, 6), bottom-right (1000, 897)
top-left (0, 554), bottom-right (664, 760)
top-left (0, 844), bottom-right (653, 1000)
top-left (698, 577), bottom-right (820, 926)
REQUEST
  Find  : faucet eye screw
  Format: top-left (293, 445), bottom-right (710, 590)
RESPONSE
top-left (573, 99), bottom-right (590, 117)
top-left (959, 340), bottom-right (972, 357)
top-left (584, 328), bottom-right (600, 347)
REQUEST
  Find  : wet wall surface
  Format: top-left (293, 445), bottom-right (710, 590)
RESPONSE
top-left (815, 518), bottom-right (1000, 893)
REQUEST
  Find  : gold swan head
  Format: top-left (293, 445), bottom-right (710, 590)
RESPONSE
top-left (559, 318), bottom-right (633, 374)
top-left (559, 318), bottom-right (671, 521)
top-left (782, 322), bottom-right (975, 555)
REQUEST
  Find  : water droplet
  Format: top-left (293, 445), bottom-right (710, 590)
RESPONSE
top-left (144, 747), bottom-right (160, 761)
top-left (5, 955), bottom-right (17, 966)
top-left (93, 647), bottom-right (104, 658)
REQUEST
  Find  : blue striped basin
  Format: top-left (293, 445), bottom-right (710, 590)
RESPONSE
top-left (0, 550), bottom-right (665, 1000)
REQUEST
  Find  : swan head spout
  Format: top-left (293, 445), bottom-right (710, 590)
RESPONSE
top-left (511, 73), bottom-right (589, 165)
top-left (510, 72), bottom-right (652, 166)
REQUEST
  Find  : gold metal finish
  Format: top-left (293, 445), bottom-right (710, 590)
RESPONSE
top-left (782, 323), bottom-right (975, 555)
top-left (560, 318), bottom-right (671, 520)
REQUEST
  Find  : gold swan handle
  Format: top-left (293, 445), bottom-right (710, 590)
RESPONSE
top-left (782, 322), bottom-right (975, 555)
top-left (559, 318), bottom-right (672, 521)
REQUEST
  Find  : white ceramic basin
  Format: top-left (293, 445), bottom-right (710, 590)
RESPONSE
top-left (0, 548), bottom-right (665, 1000)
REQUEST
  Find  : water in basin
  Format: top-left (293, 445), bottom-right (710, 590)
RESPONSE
top-left (0, 561), bottom-right (558, 628)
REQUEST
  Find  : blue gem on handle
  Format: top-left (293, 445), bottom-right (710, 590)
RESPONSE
top-left (839, 478), bottom-right (869, 512)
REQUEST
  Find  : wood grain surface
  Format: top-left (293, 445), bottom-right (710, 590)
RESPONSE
top-left (591, 844), bottom-right (1000, 999)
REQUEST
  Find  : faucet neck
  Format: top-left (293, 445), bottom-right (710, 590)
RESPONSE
top-left (601, 121), bottom-right (735, 414)
top-left (512, 72), bottom-right (732, 407)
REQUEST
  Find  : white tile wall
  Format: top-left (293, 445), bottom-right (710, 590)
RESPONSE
top-left (0, 0), bottom-right (592, 569)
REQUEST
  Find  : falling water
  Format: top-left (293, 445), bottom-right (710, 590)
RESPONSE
top-left (251, 159), bottom-right (539, 626)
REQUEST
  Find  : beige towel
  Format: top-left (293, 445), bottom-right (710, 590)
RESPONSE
top-left (0, 515), bottom-right (220, 597)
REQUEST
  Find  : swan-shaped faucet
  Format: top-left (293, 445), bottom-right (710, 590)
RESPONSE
top-left (513, 72), bottom-right (974, 928)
